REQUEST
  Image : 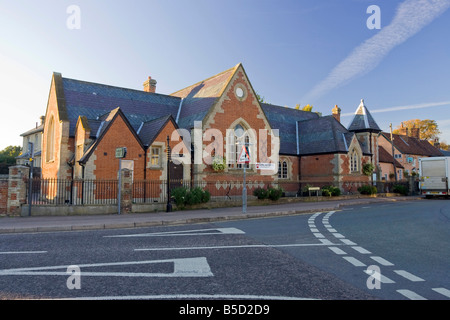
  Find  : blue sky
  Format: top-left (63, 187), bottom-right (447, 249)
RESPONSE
top-left (1, 0), bottom-right (449, 150)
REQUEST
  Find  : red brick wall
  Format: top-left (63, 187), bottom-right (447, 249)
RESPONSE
top-left (92, 116), bottom-right (145, 180)
top-left (202, 69), bottom-right (274, 185)
top-left (0, 179), bottom-right (8, 214)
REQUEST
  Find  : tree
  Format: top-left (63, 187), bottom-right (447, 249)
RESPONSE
top-left (302, 104), bottom-right (313, 112)
top-left (0, 145), bottom-right (22, 174)
top-left (393, 119), bottom-right (440, 141)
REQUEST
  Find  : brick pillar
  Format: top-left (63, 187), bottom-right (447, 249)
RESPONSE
top-left (120, 168), bottom-right (132, 214)
top-left (7, 166), bottom-right (30, 216)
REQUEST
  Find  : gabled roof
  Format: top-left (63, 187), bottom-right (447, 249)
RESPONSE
top-left (261, 103), bottom-right (319, 155)
top-left (297, 116), bottom-right (355, 155)
top-left (380, 132), bottom-right (443, 157)
top-left (79, 108), bottom-right (144, 164)
top-left (348, 99), bottom-right (381, 133)
top-left (60, 75), bottom-right (181, 136)
top-left (171, 64), bottom-right (239, 129)
top-left (378, 146), bottom-right (404, 169)
top-left (138, 115), bottom-right (177, 147)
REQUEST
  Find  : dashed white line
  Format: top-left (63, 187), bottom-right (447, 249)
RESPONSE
top-left (351, 246), bottom-right (371, 254)
top-left (397, 289), bottom-right (427, 300)
top-left (363, 270), bottom-right (395, 284)
top-left (432, 288), bottom-right (450, 299)
top-left (370, 256), bottom-right (394, 266)
top-left (340, 239), bottom-right (357, 245)
top-left (394, 270), bottom-right (425, 282)
top-left (328, 247), bottom-right (347, 255)
top-left (343, 256), bottom-right (366, 267)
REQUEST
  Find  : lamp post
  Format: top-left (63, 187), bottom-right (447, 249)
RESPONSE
top-left (166, 136), bottom-right (172, 212)
top-left (235, 126), bottom-right (251, 214)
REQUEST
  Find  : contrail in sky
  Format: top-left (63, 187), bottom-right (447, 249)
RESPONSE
top-left (301, 0), bottom-right (450, 102)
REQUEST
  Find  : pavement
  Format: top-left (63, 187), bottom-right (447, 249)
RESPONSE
top-left (0, 195), bottom-right (423, 234)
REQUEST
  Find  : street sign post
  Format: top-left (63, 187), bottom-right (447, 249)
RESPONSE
top-left (237, 145), bottom-right (250, 214)
top-left (116, 147), bottom-right (127, 215)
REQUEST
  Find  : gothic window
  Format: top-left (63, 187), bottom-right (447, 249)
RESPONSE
top-left (228, 124), bottom-right (250, 169)
top-left (350, 149), bottom-right (360, 173)
top-left (278, 160), bottom-right (288, 179)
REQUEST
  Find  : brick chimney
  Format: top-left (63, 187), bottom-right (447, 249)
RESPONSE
top-left (332, 105), bottom-right (341, 122)
top-left (398, 122), bottom-right (409, 136)
top-left (143, 76), bottom-right (157, 93)
top-left (410, 124), bottom-right (420, 139)
top-left (434, 138), bottom-right (441, 149)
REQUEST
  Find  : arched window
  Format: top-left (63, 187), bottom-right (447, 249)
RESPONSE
top-left (350, 149), bottom-right (360, 173)
top-left (278, 160), bottom-right (288, 179)
top-left (46, 116), bottom-right (55, 162)
top-left (228, 124), bottom-right (251, 169)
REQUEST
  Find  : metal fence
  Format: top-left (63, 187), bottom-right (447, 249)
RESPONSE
top-left (27, 178), bottom-right (118, 206)
top-left (26, 178), bottom-right (416, 207)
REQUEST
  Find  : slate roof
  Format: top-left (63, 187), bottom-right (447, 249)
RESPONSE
top-left (378, 146), bottom-right (404, 169)
top-left (138, 115), bottom-right (174, 147)
top-left (260, 103), bottom-right (319, 155)
top-left (348, 99), bottom-right (381, 133)
top-left (62, 77), bottom-right (181, 136)
top-left (171, 64), bottom-right (238, 129)
top-left (297, 116), bottom-right (355, 156)
top-left (380, 132), bottom-right (443, 157)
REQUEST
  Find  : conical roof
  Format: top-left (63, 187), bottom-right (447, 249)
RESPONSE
top-left (348, 99), bottom-right (381, 133)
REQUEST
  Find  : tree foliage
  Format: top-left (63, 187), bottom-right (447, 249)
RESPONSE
top-left (393, 119), bottom-right (440, 140)
top-left (0, 146), bottom-right (21, 164)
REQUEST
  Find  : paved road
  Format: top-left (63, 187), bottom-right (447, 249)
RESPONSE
top-left (0, 196), bottom-right (448, 304)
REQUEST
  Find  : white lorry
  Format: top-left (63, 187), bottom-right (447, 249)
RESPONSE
top-left (419, 157), bottom-right (450, 198)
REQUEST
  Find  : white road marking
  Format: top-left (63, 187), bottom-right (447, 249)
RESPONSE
top-left (328, 247), bottom-right (347, 255)
top-left (340, 239), bottom-right (357, 245)
top-left (135, 243), bottom-right (332, 252)
top-left (351, 246), bottom-right (371, 254)
top-left (331, 233), bottom-right (345, 239)
top-left (397, 289), bottom-right (427, 300)
top-left (432, 288), bottom-right (450, 298)
top-left (394, 270), bottom-right (425, 282)
top-left (363, 270), bottom-right (395, 284)
top-left (104, 227), bottom-right (245, 238)
top-left (370, 256), bottom-right (394, 266)
top-left (0, 251), bottom-right (47, 255)
top-left (0, 257), bottom-right (213, 278)
top-left (343, 256), bottom-right (366, 267)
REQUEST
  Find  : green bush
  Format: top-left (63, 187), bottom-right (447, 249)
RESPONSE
top-left (358, 185), bottom-right (377, 195)
top-left (321, 185), bottom-right (341, 197)
top-left (171, 186), bottom-right (210, 209)
top-left (393, 184), bottom-right (408, 196)
top-left (268, 187), bottom-right (283, 201)
top-left (253, 187), bottom-right (269, 200)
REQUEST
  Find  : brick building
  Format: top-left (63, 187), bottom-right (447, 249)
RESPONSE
top-left (40, 63), bottom-right (384, 193)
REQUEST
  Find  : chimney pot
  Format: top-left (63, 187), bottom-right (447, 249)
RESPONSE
top-left (144, 76), bottom-right (157, 93)
top-left (332, 105), bottom-right (341, 122)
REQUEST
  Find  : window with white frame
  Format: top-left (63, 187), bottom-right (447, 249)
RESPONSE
top-left (228, 124), bottom-right (250, 169)
top-left (150, 146), bottom-right (162, 167)
top-left (278, 160), bottom-right (288, 179)
top-left (350, 149), bottom-right (360, 173)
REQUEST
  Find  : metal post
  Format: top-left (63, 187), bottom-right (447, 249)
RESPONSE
top-left (118, 159), bottom-right (122, 214)
top-left (27, 142), bottom-right (34, 217)
top-left (166, 136), bottom-right (172, 213)
top-left (243, 163), bottom-right (247, 214)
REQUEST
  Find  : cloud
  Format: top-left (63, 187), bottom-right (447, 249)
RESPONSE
top-left (340, 101), bottom-right (450, 117)
top-left (301, 0), bottom-right (450, 102)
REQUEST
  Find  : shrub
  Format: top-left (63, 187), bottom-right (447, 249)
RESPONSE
top-left (171, 186), bottom-right (210, 209)
top-left (321, 185), bottom-right (341, 197)
top-left (362, 163), bottom-right (375, 176)
top-left (393, 184), bottom-right (408, 196)
top-left (253, 187), bottom-right (269, 200)
top-left (358, 185), bottom-right (377, 195)
top-left (268, 187), bottom-right (283, 201)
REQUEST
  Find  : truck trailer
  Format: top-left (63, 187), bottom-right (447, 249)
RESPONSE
top-left (419, 157), bottom-right (450, 198)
